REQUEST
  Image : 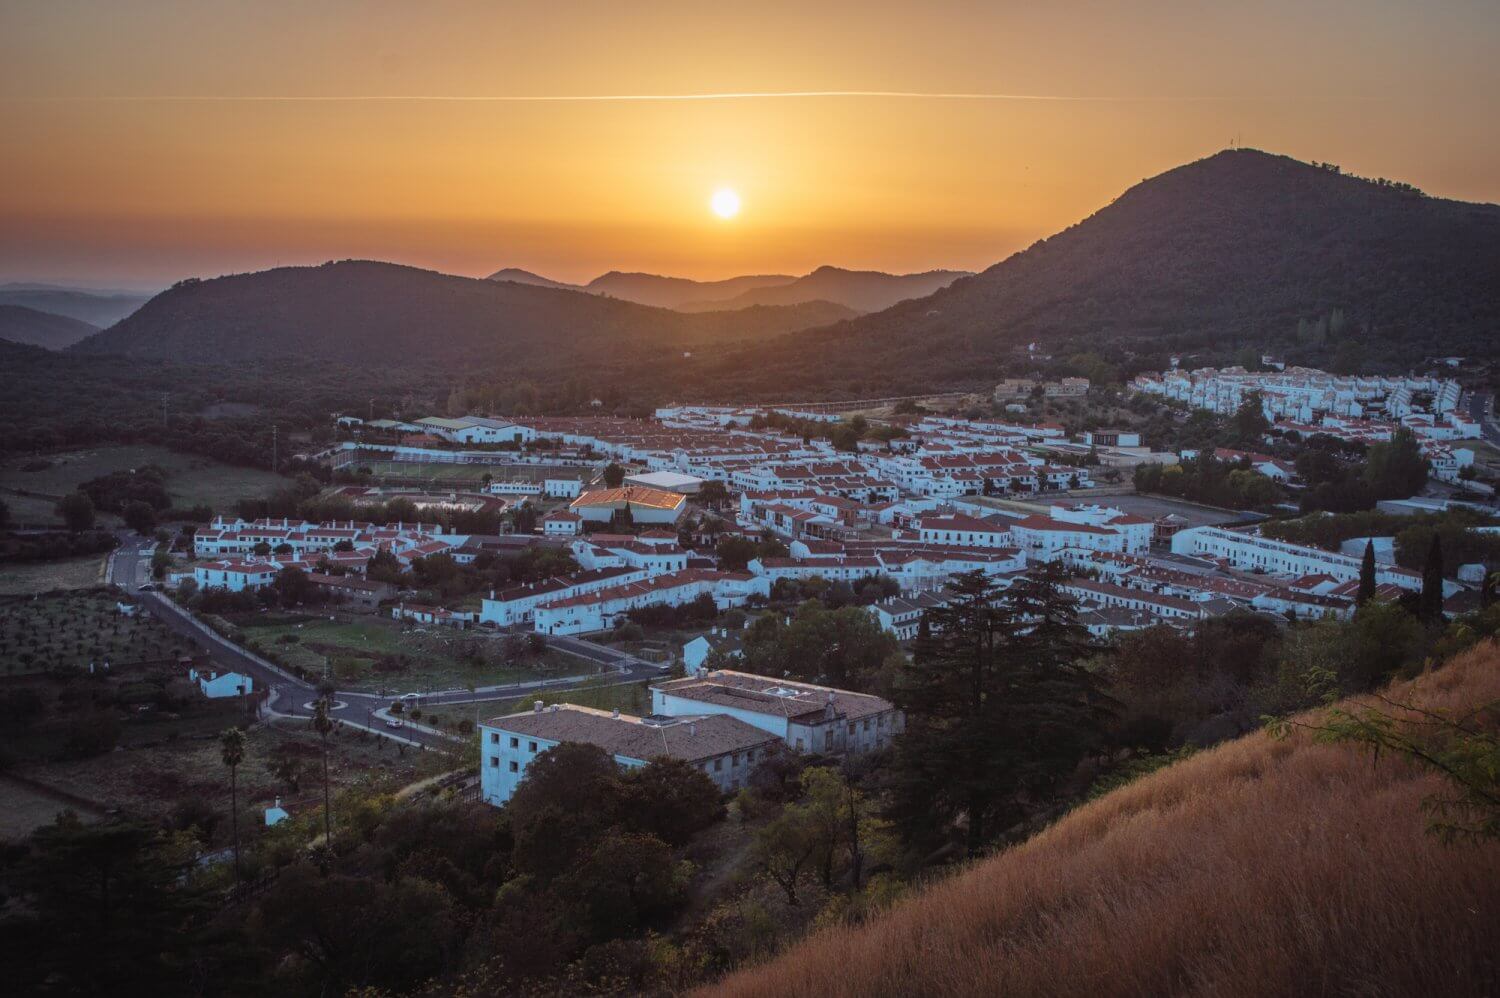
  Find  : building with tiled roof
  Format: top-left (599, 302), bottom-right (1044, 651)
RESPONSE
top-left (569, 486), bottom-right (688, 524)
top-left (479, 702), bottom-right (780, 805)
top-left (650, 669), bottom-right (902, 756)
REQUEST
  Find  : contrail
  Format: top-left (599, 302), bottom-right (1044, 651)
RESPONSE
top-left (4, 90), bottom-right (1362, 104)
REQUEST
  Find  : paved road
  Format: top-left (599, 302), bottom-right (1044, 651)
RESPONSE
top-left (1464, 390), bottom-right (1500, 447)
top-left (106, 533), bottom-right (665, 751)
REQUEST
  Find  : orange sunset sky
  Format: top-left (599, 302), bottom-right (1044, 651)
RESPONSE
top-left (2, 0), bottom-right (1498, 289)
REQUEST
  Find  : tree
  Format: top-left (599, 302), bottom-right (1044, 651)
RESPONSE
top-left (602, 463), bottom-right (625, 488)
top-left (1421, 533), bottom-right (1445, 623)
top-left (1358, 540), bottom-right (1377, 606)
top-left (1365, 427), bottom-right (1428, 500)
top-left (1230, 393), bottom-right (1270, 445)
top-left (716, 534), bottom-right (758, 571)
top-left (6, 817), bottom-right (204, 993)
top-left (313, 698), bottom-right (335, 845)
top-left (121, 500), bottom-right (157, 535)
top-left (753, 808), bottom-right (819, 905)
top-left (618, 758), bottom-right (725, 846)
top-left (273, 565), bottom-right (313, 605)
top-left (57, 491), bottom-right (95, 533)
top-left (697, 479), bottom-right (730, 509)
top-left (220, 727), bottom-right (246, 880)
top-left (890, 567), bottom-right (1114, 856)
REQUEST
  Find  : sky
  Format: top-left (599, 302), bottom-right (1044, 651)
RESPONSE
top-left (2, 0), bottom-right (1498, 290)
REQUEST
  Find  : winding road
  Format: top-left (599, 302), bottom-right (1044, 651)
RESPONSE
top-left (107, 535), bottom-right (666, 751)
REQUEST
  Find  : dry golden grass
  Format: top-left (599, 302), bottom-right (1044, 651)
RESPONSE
top-left (704, 641), bottom-right (1500, 998)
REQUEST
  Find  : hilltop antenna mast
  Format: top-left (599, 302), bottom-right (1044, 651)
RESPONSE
top-left (272, 425), bottom-right (278, 473)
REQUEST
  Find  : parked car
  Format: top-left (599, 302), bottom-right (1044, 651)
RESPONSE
top-left (385, 717), bottom-right (405, 729)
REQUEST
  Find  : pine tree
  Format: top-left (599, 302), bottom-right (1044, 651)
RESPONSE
top-left (889, 566), bottom-right (1115, 857)
top-left (1420, 534), bottom-right (1445, 623)
top-left (1357, 540), bottom-right (1377, 606)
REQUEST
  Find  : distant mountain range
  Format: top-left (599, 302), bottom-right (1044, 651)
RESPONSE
top-left (0, 286), bottom-right (153, 328)
top-left (691, 148), bottom-right (1500, 396)
top-left (488, 265), bottom-right (971, 314)
top-left (58, 149), bottom-right (1500, 394)
top-left (71, 261), bottom-right (857, 366)
top-left (0, 304), bottom-right (99, 350)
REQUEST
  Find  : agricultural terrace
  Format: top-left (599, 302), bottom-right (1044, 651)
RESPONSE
top-left (229, 612), bottom-right (592, 692)
top-left (0, 590), bottom-right (183, 677)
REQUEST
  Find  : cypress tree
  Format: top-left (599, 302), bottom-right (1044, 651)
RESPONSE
top-left (1357, 540), bottom-right (1377, 606)
top-left (1420, 534), bottom-right (1445, 623)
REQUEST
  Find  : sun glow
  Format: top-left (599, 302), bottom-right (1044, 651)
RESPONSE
top-left (710, 188), bottom-right (741, 219)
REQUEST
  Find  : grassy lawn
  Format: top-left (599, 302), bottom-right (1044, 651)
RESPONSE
top-left (0, 777), bottom-right (102, 840)
top-left (419, 678), bottom-right (652, 732)
top-left (0, 444), bottom-right (289, 512)
top-left (236, 614), bottom-right (588, 693)
top-left (0, 555), bottom-right (109, 596)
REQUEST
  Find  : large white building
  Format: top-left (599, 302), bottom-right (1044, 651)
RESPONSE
top-left (479, 702), bottom-right (779, 805)
top-left (1169, 526), bottom-right (1423, 590)
top-left (649, 670), bottom-right (902, 756)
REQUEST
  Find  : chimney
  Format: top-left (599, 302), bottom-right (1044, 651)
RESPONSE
top-left (611, 708), bottom-right (620, 718)
top-left (533, 700), bottom-right (544, 713)
top-left (689, 723), bottom-right (696, 736)
top-left (274, 796), bottom-right (281, 808)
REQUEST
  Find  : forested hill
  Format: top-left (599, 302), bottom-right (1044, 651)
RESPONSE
top-left (71, 261), bottom-right (856, 367)
top-left (0, 305), bottom-right (98, 350)
top-left (692, 149), bottom-right (1500, 397)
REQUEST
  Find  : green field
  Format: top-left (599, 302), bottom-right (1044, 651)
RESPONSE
top-left (0, 590), bottom-right (188, 676)
top-left (0, 444), bottom-right (290, 514)
top-left (365, 461), bottom-right (590, 486)
top-left (236, 614), bottom-right (589, 692)
top-left (0, 556), bottom-right (109, 596)
top-left (420, 678), bottom-right (652, 732)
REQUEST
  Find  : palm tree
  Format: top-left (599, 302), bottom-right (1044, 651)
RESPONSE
top-left (220, 727), bottom-right (246, 880)
top-left (313, 698), bottom-right (334, 845)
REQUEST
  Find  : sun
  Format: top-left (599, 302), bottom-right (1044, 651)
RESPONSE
top-left (710, 188), bottom-right (741, 219)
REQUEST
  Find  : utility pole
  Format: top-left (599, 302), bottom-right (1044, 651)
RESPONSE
top-left (161, 394), bottom-right (168, 428)
top-left (369, 397), bottom-right (375, 421)
top-left (272, 424), bottom-right (278, 472)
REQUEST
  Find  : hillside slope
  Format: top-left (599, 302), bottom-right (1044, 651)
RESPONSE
top-left (488, 268), bottom-right (796, 308)
top-left (0, 305), bottom-right (98, 349)
top-left (0, 288), bottom-right (150, 327)
top-left (678, 266), bottom-right (971, 313)
top-left (695, 149), bottom-right (1500, 396)
top-left (706, 641), bottom-right (1500, 997)
top-left (72, 261), bottom-right (852, 367)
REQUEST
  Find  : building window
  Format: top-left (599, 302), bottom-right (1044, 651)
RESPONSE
top-left (714, 758), bottom-right (723, 772)
top-left (490, 732), bottom-right (499, 744)
top-left (528, 741), bottom-right (538, 753)
top-left (847, 722), bottom-right (856, 735)
top-left (489, 757), bottom-right (499, 768)
top-left (509, 736), bottom-right (519, 748)
top-left (509, 761), bottom-right (519, 773)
